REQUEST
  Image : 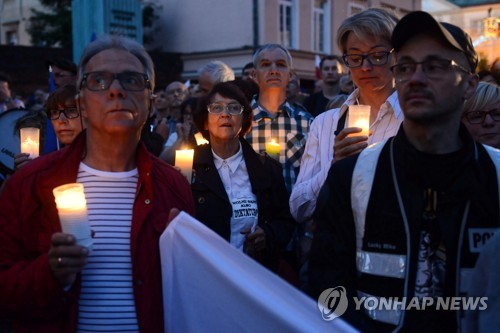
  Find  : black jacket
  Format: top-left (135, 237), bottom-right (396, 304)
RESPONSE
top-left (309, 125), bottom-right (500, 333)
top-left (191, 138), bottom-right (295, 270)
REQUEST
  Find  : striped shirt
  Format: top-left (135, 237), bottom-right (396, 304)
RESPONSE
top-left (77, 163), bottom-right (139, 333)
top-left (290, 90), bottom-right (403, 223)
top-left (245, 98), bottom-right (313, 192)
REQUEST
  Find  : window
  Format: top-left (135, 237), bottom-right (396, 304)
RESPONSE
top-left (6, 30), bottom-right (18, 45)
top-left (279, 0), bottom-right (294, 48)
top-left (312, 0), bottom-right (329, 53)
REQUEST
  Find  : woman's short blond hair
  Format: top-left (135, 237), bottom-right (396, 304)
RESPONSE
top-left (337, 8), bottom-right (399, 54)
top-left (464, 82), bottom-right (500, 113)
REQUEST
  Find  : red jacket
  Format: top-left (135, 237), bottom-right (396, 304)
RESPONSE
top-left (0, 132), bottom-right (195, 333)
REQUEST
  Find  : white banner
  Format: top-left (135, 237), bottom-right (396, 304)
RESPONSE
top-left (160, 211), bottom-right (357, 333)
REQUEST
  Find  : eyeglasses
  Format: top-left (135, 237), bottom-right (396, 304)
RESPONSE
top-left (343, 50), bottom-right (393, 68)
top-left (166, 88), bottom-right (187, 95)
top-left (47, 107), bottom-right (80, 120)
top-left (463, 108), bottom-right (500, 124)
top-left (207, 102), bottom-right (244, 115)
top-left (391, 58), bottom-right (471, 82)
top-left (81, 71), bottom-right (150, 91)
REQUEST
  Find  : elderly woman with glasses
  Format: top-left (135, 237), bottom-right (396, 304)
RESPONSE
top-left (462, 82), bottom-right (500, 149)
top-left (191, 81), bottom-right (294, 271)
top-left (290, 8), bottom-right (404, 266)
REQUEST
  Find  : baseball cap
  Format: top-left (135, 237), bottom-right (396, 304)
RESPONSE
top-left (392, 11), bottom-right (478, 72)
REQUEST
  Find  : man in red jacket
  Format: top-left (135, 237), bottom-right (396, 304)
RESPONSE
top-left (0, 35), bottom-right (195, 333)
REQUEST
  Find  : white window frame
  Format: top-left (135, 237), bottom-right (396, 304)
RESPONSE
top-left (278, 0), bottom-right (297, 49)
top-left (311, 0), bottom-right (331, 53)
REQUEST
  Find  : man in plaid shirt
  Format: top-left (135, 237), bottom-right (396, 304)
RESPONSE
top-left (245, 44), bottom-right (313, 192)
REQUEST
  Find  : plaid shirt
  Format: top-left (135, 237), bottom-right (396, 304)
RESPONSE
top-left (245, 98), bottom-right (313, 192)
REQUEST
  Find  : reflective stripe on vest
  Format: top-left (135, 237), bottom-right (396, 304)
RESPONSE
top-left (357, 250), bottom-right (406, 279)
top-left (357, 290), bottom-right (402, 325)
top-left (351, 138), bottom-right (408, 281)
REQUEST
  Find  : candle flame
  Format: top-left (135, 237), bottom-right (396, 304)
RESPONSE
top-left (53, 184), bottom-right (87, 210)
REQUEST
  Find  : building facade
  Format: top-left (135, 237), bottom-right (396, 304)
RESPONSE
top-left (424, 0), bottom-right (500, 68)
top-left (149, 0), bottom-right (420, 80)
top-left (0, 0), bottom-right (40, 45)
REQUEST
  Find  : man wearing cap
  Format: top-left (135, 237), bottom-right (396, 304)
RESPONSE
top-left (309, 11), bottom-right (500, 332)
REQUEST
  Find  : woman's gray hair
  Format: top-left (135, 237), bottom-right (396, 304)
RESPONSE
top-left (337, 8), bottom-right (399, 54)
top-left (464, 82), bottom-right (500, 113)
top-left (76, 34), bottom-right (155, 91)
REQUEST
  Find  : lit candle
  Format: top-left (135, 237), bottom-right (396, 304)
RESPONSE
top-left (265, 139), bottom-right (281, 157)
top-left (347, 105), bottom-right (371, 137)
top-left (52, 183), bottom-right (93, 250)
top-left (175, 149), bottom-right (194, 183)
top-left (194, 132), bottom-right (209, 146)
top-left (20, 127), bottom-right (40, 158)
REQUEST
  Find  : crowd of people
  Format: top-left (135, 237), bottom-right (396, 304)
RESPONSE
top-left (0, 8), bottom-right (499, 333)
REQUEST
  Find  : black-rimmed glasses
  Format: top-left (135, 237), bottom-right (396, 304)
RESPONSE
top-left (207, 102), bottom-right (244, 115)
top-left (463, 108), bottom-right (500, 124)
top-left (47, 107), bottom-right (80, 120)
top-left (391, 58), bottom-right (471, 82)
top-left (81, 71), bottom-right (150, 91)
top-left (343, 50), bottom-right (393, 68)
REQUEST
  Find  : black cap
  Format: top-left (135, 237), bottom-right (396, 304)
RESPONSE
top-left (392, 11), bottom-right (478, 72)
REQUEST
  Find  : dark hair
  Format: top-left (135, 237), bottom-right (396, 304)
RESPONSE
top-left (0, 72), bottom-right (11, 83)
top-left (241, 62), bottom-right (255, 76)
top-left (229, 79), bottom-right (259, 104)
top-left (45, 85), bottom-right (78, 114)
top-left (319, 55), bottom-right (343, 71)
top-left (180, 97), bottom-right (199, 122)
top-left (194, 82), bottom-right (253, 140)
top-left (45, 58), bottom-right (77, 74)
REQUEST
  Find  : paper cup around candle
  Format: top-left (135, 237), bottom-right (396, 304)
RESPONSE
top-left (53, 183), bottom-right (93, 250)
top-left (20, 127), bottom-right (40, 158)
top-left (265, 139), bottom-right (281, 158)
top-left (175, 149), bottom-right (194, 183)
top-left (347, 105), bottom-right (371, 137)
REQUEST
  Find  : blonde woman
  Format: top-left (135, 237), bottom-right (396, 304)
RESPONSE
top-left (463, 82), bottom-right (500, 148)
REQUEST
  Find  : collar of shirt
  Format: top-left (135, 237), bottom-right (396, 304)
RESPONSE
top-left (251, 97), bottom-right (294, 122)
top-left (212, 141), bottom-right (243, 174)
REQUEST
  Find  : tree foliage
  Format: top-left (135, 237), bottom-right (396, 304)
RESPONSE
top-left (27, 0), bottom-right (72, 48)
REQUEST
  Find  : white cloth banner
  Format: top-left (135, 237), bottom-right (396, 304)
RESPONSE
top-left (160, 211), bottom-right (357, 333)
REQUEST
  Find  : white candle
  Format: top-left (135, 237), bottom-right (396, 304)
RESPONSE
top-left (348, 105), bottom-right (371, 137)
top-left (265, 139), bottom-right (280, 157)
top-left (53, 183), bottom-right (93, 250)
top-left (20, 127), bottom-right (40, 158)
top-left (194, 132), bottom-right (209, 146)
top-left (175, 149), bottom-right (194, 183)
